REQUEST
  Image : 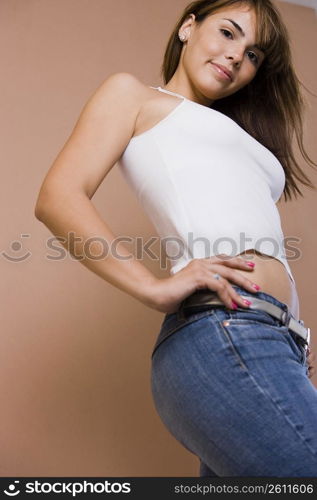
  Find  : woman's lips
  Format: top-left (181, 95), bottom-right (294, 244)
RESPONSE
top-left (210, 62), bottom-right (232, 81)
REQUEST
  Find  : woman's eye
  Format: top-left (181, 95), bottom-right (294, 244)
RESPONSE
top-left (247, 51), bottom-right (259, 65)
top-left (220, 29), bottom-right (233, 39)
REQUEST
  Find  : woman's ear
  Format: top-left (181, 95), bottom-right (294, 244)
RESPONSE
top-left (180, 13), bottom-right (196, 35)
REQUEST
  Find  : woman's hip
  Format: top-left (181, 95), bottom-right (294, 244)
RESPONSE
top-left (151, 304), bottom-right (309, 393)
top-left (151, 285), bottom-right (309, 367)
top-left (150, 304), bottom-right (317, 475)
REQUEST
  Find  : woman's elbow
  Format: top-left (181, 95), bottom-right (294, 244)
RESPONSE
top-left (34, 189), bottom-right (55, 220)
top-left (34, 198), bottom-right (50, 220)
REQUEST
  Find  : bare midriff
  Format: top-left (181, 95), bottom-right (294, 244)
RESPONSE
top-left (234, 249), bottom-right (299, 319)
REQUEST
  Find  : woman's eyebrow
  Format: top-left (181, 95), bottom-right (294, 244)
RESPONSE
top-left (222, 18), bottom-right (245, 36)
top-left (221, 18), bottom-right (263, 52)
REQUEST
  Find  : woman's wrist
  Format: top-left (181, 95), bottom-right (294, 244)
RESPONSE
top-left (138, 277), bottom-right (165, 311)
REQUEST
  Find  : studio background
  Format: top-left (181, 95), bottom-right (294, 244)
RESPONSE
top-left (1, 0), bottom-right (316, 476)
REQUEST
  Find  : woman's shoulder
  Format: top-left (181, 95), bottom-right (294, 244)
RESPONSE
top-left (99, 72), bottom-right (152, 103)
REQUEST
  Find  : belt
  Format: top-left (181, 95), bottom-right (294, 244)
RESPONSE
top-left (180, 290), bottom-right (310, 347)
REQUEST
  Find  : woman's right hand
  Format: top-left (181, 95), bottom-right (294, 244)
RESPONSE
top-left (149, 254), bottom-right (261, 314)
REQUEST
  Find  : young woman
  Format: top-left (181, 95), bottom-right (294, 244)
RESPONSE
top-left (35, 0), bottom-right (317, 477)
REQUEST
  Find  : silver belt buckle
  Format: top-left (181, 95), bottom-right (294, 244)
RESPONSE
top-left (299, 319), bottom-right (310, 348)
top-left (306, 327), bottom-right (311, 347)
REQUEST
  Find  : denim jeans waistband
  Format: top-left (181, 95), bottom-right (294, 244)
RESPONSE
top-left (152, 284), bottom-right (308, 359)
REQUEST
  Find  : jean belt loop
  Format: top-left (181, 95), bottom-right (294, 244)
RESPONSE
top-left (281, 307), bottom-right (292, 328)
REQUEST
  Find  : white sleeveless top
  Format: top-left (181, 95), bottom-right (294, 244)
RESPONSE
top-left (118, 86), bottom-right (295, 284)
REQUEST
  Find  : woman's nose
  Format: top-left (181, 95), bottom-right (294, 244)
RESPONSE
top-left (226, 50), bottom-right (244, 67)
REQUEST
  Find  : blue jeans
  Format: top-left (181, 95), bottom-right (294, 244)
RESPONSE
top-left (151, 285), bottom-right (317, 477)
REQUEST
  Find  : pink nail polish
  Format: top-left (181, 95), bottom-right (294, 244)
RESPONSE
top-left (243, 299), bottom-right (252, 305)
top-left (231, 301), bottom-right (238, 309)
top-left (247, 261), bottom-right (255, 267)
top-left (253, 284), bottom-right (261, 290)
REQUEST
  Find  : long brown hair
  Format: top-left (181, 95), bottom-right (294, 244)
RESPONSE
top-left (161, 0), bottom-right (316, 202)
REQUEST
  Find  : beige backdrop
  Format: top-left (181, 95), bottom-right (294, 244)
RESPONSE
top-left (1, 0), bottom-right (316, 476)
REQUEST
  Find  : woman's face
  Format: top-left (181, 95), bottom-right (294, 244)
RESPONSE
top-left (175, 3), bottom-right (265, 105)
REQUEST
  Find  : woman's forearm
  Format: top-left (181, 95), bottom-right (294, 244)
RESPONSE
top-left (35, 192), bottom-right (159, 308)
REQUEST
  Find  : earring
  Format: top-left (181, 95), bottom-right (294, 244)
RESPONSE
top-left (179, 32), bottom-right (187, 42)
